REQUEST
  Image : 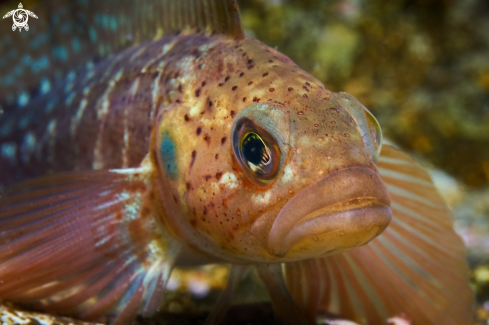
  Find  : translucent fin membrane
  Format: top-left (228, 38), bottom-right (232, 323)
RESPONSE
top-left (0, 166), bottom-right (180, 324)
top-left (284, 145), bottom-right (473, 325)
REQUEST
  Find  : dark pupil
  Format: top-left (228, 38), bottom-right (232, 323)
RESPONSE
top-left (242, 133), bottom-right (268, 166)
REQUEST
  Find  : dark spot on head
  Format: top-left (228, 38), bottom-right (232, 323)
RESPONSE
top-left (203, 134), bottom-right (211, 145)
top-left (186, 182), bottom-right (191, 190)
top-left (216, 171), bottom-right (223, 180)
top-left (190, 150), bottom-right (197, 170)
top-left (221, 137), bottom-right (227, 145)
top-left (248, 65), bottom-right (254, 70)
top-left (303, 86), bottom-right (309, 92)
top-left (305, 82), bottom-right (311, 86)
top-left (195, 89), bottom-right (201, 97)
top-left (232, 86), bottom-right (238, 91)
top-left (184, 114), bottom-right (189, 122)
top-left (288, 87), bottom-right (294, 92)
top-left (269, 88), bottom-right (275, 92)
top-left (269, 60), bottom-right (273, 63)
top-left (239, 72), bottom-right (244, 77)
top-left (263, 72), bottom-right (269, 77)
top-left (175, 99), bottom-right (181, 103)
top-left (225, 76), bottom-right (230, 82)
top-left (230, 110), bottom-right (235, 118)
top-left (303, 94), bottom-right (308, 98)
top-left (248, 81), bottom-right (253, 86)
top-left (196, 127), bottom-right (202, 135)
top-left (218, 83), bottom-right (223, 87)
top-left (173, 194), bottom-right (178, 204)
top-left (209, 101), bottom-right (213, 107)
top-left (178, 85), bottom-right (182, 93)
top-left (204, 175), bottom-right (212, 181)
top-left (202, 81), bottom-right (206, 87)
top-left (243, 97), bottom-right (247, 102)
top-left (247, 59), bottom-right (253, 64)
top-left (215, 153), bottom-right (219, 160)
top-left (253, 97), bottom-right (260, 102)
top-left (203, 206), bottom-right (208, 215)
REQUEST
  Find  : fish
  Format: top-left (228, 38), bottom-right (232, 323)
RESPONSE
top-left (0, 0), bottom-right (474, 324)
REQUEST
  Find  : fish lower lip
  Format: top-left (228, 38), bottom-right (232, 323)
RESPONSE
top-left (273, 203), bottom-right (392, 257)
top-left (267, 166), bottom-right (392, 258)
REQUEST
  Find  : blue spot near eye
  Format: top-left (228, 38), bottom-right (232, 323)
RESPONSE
top-left (160, 132), bottom-right (178, 180)
top-left (71, 38), bottom-right (81, 53)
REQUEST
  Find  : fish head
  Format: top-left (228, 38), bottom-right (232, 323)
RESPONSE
top-left (153, 37), bottom-right (391, 263)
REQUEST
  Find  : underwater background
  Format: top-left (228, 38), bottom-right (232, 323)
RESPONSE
top-left (0, 0), bottom-right (488, 323)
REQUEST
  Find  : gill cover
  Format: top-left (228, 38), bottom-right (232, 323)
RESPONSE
top-left (334, 92), bottom-right (382, 162)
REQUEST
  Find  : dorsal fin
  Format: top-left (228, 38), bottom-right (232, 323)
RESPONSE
top-left (0, 0), bottom-right (244, 113)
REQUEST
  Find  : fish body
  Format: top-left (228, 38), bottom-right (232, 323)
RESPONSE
top-left (0, 1), bottom-right (474, 324)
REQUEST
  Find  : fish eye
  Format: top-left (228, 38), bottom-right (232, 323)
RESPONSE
top-left (233, 118), bottom-right (282, 186)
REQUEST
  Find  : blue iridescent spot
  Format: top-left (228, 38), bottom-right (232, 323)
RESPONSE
top-left (17, 92), bottom-right (30, 107)
top-left (160, 131), bottom-right (178, 180)
top-left (40, 78), bottom-right (51, 94)
top-left (71, 38), bottom-right (81, 53)
top-left (52, 46), bottom-right (68, 61)
top-left (89, 27), bottom-right (97, 42)
top-left (110, 17), bottom-right (117, 31)
top-left (32, 56), bottom-right (49, 73)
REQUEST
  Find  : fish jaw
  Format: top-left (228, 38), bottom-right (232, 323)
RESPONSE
top-left (264, 166), bottom-right (392, 260)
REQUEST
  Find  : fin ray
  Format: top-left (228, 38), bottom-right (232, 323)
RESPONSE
top-left (0, 165), bottom-right (180, 322)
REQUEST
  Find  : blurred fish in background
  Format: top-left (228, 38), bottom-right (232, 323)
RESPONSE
top-left (0, 0), bottom-right (485, 324)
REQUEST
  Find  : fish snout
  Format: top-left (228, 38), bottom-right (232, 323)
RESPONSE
top-left (268, 167), bottom-right (392, 259)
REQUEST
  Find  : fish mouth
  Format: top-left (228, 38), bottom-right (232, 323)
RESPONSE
top-left (267, 167), bottom-right (392, 259)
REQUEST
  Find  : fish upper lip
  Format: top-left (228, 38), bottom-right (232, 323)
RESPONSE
top-left (267, 166), bottom-right (392, 257)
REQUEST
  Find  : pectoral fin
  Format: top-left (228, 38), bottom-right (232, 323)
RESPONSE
top-left (284, 144), bottom-right (474, 324)
top-left (0, 162), bottom-right (180, 324)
